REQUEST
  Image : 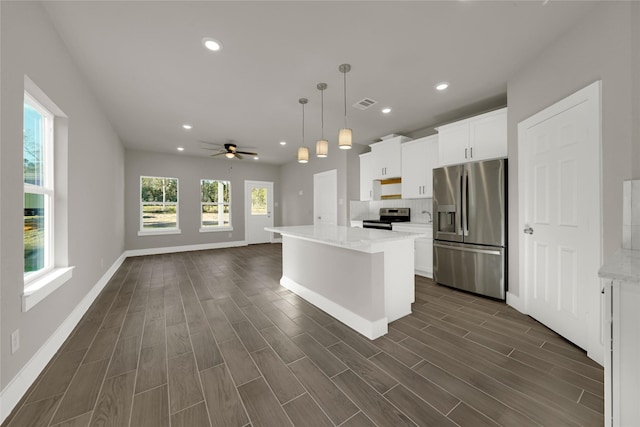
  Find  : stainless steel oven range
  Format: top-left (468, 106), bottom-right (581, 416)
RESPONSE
top-left (362, 208), bottom-right (410, 230)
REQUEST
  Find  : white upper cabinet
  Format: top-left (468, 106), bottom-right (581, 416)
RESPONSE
top-left (370, 135), bottom-right (410, 179)
top-left (359, 152), bottom-right (374, 201)
top-left (437, 107), bottom-right (507, 166)
top-left (401, 135), bottom-right (439, 199)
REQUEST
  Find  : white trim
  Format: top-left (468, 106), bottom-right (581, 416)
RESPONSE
top-left (280, 276), bottom-right (388, 340)
top-left (137, 228), bottom-right (181, 237)
top-left (414, 269), bottom-right (433, 279)
top-left (23, 266), bottom-right (75, 312)
top-left (125, 240), bottom-right (247, 257)
top-left (0, 253), bottom-right (126, 424)
top-left (506, 291), bottom-right (526, 314)
top-left (199, 226), bottom-right (233, 233)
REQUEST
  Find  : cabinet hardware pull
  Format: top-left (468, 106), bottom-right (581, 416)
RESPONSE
top-left (470, 147), bottom-right (473, 158)
top-left (465, 148), bottom-right (468, 159)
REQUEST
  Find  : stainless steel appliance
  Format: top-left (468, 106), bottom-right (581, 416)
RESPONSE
top-left (433, 159), bottom-right (506, 300)
top-left (363, 208), bottom-right (410, 230)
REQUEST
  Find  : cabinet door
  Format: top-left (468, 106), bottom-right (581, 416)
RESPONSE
top-left (438, 123), bottom-right (469, 166)
top-left (401, 140), bottom-right (427, 199)
top-left (371, 139), bottom-right (402, 178)
top-left (359, 153), bottom-right (373, 201)
top-left (423, 136), bottom-right (439, 197)
top-left (469, 108), bottom-right (507, 161)
top-left (414, 238), bottom-right (433, 278)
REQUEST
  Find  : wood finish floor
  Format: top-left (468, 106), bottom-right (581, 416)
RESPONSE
top-left (3, 244), bottom-right (603, 427)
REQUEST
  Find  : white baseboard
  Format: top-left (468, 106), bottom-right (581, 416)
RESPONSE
top-left (280, 276), bottom-right (388, 339)
top-left (415, 269), bottom-right (433, 279)
top-left (124, 240), bottom-right (247, 257)
top-left (0, 253), bottom-right (127, 424)
top-left (506, 291), bottom-right (526, 314)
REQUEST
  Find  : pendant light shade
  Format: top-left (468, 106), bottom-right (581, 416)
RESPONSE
top-left (338, 63), bottom-right (352, 150)
top-left (297, 146), bottom-right (309, 163)
top-left (316, 83), bottom-right (329, 158)
top-left (297, 98), bottom-right (309, 163)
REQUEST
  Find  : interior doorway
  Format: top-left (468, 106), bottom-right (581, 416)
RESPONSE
top-left (518, 81), bottom-right (602, 362)
top-left (313, 169), bottom-right (337, 225)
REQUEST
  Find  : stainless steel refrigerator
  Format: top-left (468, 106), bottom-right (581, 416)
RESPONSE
top-left (432, 158), bottom-right (507, 300)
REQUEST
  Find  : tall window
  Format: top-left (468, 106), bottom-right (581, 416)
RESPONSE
top-left (140, 176), bottom-right (179, 234)
top-left (24, 92), bottom-right (54, 279)
top-left (201, 179), bottom-right (231, 230)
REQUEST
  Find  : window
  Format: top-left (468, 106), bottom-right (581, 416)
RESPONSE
top-left (200, 179), bottom-right (232, 231)
top-left (22, 80), bottom-right (73, 312)
top-left (139, 176), bottom-right (180, 235)
top-left (251, 186), bottom-right (268, 215)
top-left (24, 92), bottom-right (54, 279)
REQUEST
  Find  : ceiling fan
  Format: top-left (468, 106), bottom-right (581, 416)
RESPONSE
top-left (200, 141), bottom-right (258, 160)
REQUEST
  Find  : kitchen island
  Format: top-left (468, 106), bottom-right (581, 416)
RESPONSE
top-left (265, 225), bottom-right (424, 339)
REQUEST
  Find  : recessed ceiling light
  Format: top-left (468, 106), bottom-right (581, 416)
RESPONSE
top-left (382, 107), bottom-right (392, 114)
top-left (435, 82), bottom-right (449, 91)
top-left (253, 156), bottom-right (259, 160)
top-left (202, 37), bottom-right (222, 52)
top-left (177, 147), bottom-right (185, 151)
top-left (279, 141), bottom-right (287, 146)
top-left (182, 124), bottom-right (192, 130)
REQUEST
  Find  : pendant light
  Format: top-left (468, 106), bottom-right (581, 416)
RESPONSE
top-left (297, 98), bottom-right (309, 163)
top-left (338, 63), bottom-right (352, 149)
top-left (316, 83), bottom-right (328, 158)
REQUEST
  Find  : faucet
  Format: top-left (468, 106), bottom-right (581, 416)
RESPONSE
top-left (422, 211), bottom-right (432, 224)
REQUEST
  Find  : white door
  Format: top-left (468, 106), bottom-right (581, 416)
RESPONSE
top-left (245, 180), bottom-right (274, 244)
top-left (518, 81), bottom-right (601, 356)
top-left (314, 169), bottom-right (337, 225)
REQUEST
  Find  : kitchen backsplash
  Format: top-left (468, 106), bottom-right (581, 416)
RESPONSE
top-left (623, 179), bottom-right (640, 250)
top-left (350, 198), bottom-right (432, 223)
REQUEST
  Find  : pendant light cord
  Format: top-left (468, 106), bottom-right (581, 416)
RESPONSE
top-left (321, 88), bottom-right (325, 139)
top-left (302, 102), bottom-right (305, 144)
top-left (343, 71), bottom-right (347, 128)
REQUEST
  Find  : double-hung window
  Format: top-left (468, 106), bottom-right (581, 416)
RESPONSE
top-left (139, 176), bottom-right (180, 235)
top-left (200, 179), bottom-right (232, 231)
top-left (24, 92), bottom-right (54, 279)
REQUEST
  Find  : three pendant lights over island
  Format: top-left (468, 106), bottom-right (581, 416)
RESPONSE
top-left (297, 63), bottom-right (352, 163)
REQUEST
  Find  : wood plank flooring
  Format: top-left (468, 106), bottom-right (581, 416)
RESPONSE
top-left (2, 244), bottom-right (603, 427)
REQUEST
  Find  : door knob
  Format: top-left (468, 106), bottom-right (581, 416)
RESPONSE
top-left (523, 226), bottom-right (534, 235)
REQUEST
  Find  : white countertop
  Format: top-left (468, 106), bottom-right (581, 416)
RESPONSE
top-left (266, 225), bottom-right (425, 252)
top-left (598, 248), bottom-right (640, 285)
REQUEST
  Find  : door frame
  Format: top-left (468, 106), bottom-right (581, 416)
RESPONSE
top-left (244, 180), bottom-right (274, 244)
top-left (313, 169), bottom-right (338, 226)
top-left (516, 81), bottom-right (602, 363)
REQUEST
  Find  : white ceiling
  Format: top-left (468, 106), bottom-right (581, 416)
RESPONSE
top-left (42, 1), bottom-right (597, 165)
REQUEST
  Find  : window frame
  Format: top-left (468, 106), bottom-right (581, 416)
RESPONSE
top-left (200, 178), bottom-right (233, 232)
top-left (23, 91), bottom-right (55, 284)
top-left (138, 175), bottom-right (181, 236)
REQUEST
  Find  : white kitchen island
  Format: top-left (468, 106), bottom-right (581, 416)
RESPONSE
top-left (265, 225), bottom-right (424, 339)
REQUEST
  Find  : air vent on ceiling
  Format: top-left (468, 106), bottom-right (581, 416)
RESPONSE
top-left (353, 98), bottom-right (377, 110)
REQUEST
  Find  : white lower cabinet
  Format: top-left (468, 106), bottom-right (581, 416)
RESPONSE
top-left (603, 279), bottom-right (640, 426)
top-left (392, 224), bottom-right (432, 278)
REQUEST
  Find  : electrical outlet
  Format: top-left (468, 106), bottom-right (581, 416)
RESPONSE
top-left (11, 330), bottom-right (20, 354)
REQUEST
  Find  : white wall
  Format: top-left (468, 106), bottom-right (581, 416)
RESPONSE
top-left (1, 0), bottom-right (125, 392)
top-left (279, 145), bottom-right (366, 227)
top-left (125, 149), bottom-right (280, 250)
top-left (506, 1), bottom-right (638, 297)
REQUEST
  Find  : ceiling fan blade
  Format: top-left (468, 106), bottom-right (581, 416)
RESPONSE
top-left (199, 140), bottom-right (227, 148)
top-left (236, 150), bottom-right (258, 156)
top-left (234, 153), bottom-right (244, 159)
top-left (201, 147), bottom-right (222, 151)
top-left (210, 152), bottom-right (226, 157)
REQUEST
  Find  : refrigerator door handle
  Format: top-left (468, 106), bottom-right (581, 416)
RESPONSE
top-left (462, 170), bottom-right (469, 236)
top-left (459, 174), bottom-right (464, 235)
top-left (434, 242), bottom-right (502, 256)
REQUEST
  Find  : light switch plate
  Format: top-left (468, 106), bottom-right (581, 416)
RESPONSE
top-left (11, 330), bottom-right (20, 354)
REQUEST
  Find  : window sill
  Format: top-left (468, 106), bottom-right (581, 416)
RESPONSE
top-left (23, 266), bottom-right (75, 312)
top-left (138, 228), bottom-right (181, 236)
top-left (199, 226), bottom-right (234, 233)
